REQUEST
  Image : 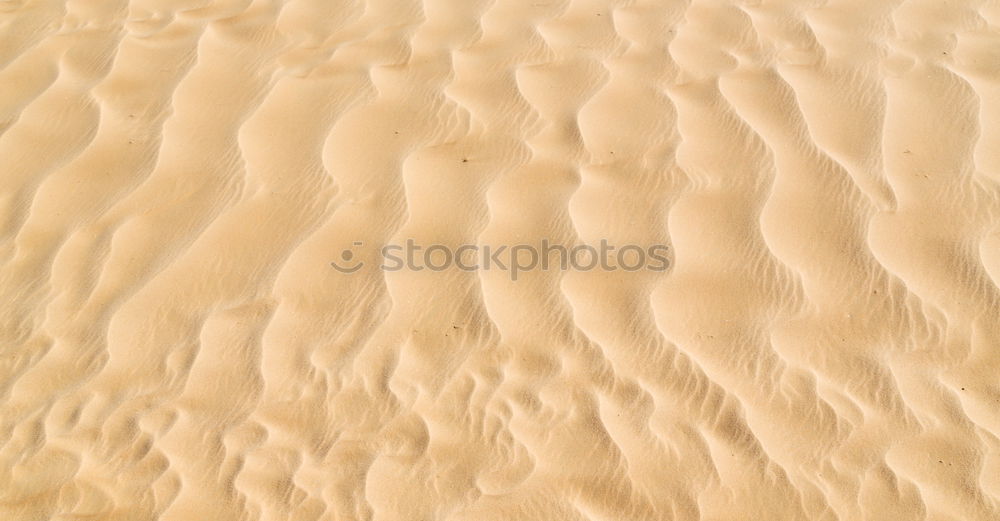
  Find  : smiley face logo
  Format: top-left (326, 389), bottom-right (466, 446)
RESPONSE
top-left (331, 241), bottom-right (364, 273)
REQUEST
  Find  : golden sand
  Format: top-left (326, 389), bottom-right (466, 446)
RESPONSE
top-left (2, 0), bottom-right (1000, 520)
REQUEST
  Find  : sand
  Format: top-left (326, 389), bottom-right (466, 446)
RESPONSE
top-left (2, 0), bottom-right (1000, 520)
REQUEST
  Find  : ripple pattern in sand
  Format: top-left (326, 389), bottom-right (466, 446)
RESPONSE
top-left (2, 0), bottom-right (1000, 520)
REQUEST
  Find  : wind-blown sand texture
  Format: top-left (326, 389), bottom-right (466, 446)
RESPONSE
top-left (3, 0), bottom-right (1000, 520)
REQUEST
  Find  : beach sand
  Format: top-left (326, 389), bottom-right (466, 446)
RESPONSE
top-left (2, 0), bottom-right (1000, 519)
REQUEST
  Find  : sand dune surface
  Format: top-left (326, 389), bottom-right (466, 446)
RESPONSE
top-left (2, 0), bottom-right (1000, 520)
